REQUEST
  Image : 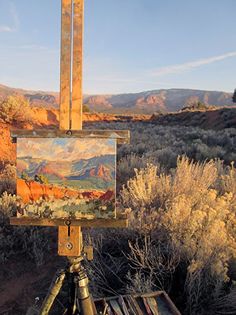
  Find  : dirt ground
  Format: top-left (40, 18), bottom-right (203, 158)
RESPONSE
top-left (0, 236), bottom-right (66, 315)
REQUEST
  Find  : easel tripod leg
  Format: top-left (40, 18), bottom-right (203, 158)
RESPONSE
top-left (74, 269), bottom-right (96, 315)
top-left (39, 269), bottom-right (66, 315)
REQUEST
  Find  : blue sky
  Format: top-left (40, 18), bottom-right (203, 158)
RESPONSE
top-left (0, 0), bottom-right (235, 94)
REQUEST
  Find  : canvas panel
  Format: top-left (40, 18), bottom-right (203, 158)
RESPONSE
top-left (16, 137), bottom-right (116, 220)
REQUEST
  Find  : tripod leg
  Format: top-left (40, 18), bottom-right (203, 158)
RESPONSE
top-left (66, 272), bottom-right (76, 315)
top-left (74, 268), bottom-right (96, 315)
top-left (39, 269), bottom-right (66, 315)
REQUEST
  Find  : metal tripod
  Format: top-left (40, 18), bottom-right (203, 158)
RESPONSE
top-left (38, 255), bottom-right (96, 315)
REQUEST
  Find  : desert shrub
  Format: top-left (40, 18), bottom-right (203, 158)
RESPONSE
top-left (212, 286), bottom-right (236, 314)
top-left (83, 104), bottom-right (91, 113)
top-left (0, 95), bottom-right (32, 125)
top-left (0, 224), bottom-right (51, 267)
top-left (182, 101), bottom-right (209, 111)
top-left (0, 163), bottom-right (16, 195)
top-left (0, 193), bottom-right (52, 267)
top-left (86, 121), bottom-right (236, 168)
top-left (0, 192), bottom-right (18, 218)
top-left (126, 235), bottom-right (180, 293)
top-left (25, 228), bottom-right (51, 267)
top-left (220, 163), bottom-right (236, 195)
top-left (117, 153), bottom-right (157, 190)
top-left (86, 229), bottom-right (135, 297)
top-left (120, 157), bottom-right (236, 314)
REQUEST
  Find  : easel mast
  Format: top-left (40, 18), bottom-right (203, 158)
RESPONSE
top-left (59, 0), bottom-right (84, 257)
top-left (60, 0), bottom-right (83, 131)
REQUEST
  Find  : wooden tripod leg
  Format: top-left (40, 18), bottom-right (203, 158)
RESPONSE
top-left (39, 270), bottom-right (66, 315)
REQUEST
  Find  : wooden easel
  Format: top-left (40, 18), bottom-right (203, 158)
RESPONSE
top-left (57, 0), bottom-right (128, 260)
top-left (11, 1), bottom-right (129, 314)
top-left (58, 0), bottom-right (84, 259)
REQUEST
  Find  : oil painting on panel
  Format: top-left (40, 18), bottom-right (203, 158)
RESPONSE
top-left (16, 138), bottom-right (116, 219)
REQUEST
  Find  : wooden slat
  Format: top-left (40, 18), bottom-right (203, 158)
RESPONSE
top-left (95, 292), bottom-right (181, 315)
top-left (139, 292), bottom-right (181, 315)
top-left (11, 129), bottom-right (130, 144)
top-left (10, 217), bottom-right (129, 228)
top-left (71, 0), bottom-right (84, 130)
top-left (60, 0), bottom-right (72, 130)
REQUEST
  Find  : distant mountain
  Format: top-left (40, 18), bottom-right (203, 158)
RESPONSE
top-left (84, 89), bottom-right (234, 113)
top-left (71, 155), bottom-right (115, 182)
top-left (0, 84), bottom-right (59, 108)
top-left (0, 83), bottom-right (234, 114)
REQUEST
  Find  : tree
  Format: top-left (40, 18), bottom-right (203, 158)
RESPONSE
top-left (83, 104), bottom-right (91, 113)
top-left (21, 172), bottom-right (30, 182)
top-left (232, 89), bottom-right (236, 103)
top-left (34, 174), bottom-right (49, 185)
top-left (0, 95), bottom-right (32, 125)
top-left (182, 101), bottom-right (209, 112)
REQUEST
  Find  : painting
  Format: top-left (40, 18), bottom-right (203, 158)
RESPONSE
top-left (16, 138), bottom-right (116, 219)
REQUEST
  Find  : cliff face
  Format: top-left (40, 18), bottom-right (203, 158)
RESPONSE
top-left (28, 108), bottom-right (150, 127)
top-left (17, 179), bottom-right (79, 203)
top-left (17, 179), bottom-right (106, 203)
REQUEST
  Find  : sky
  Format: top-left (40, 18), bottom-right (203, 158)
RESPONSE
top-left (17, 138), bottom-right (116, 161)
top-left (0, 0), bottom-right (236, 94)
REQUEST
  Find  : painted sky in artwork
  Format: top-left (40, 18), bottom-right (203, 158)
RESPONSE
top-left (17, 138), bottom-right (116, 161)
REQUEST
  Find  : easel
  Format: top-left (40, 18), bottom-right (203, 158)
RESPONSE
top-left (10, 0), bottom-right (129, 314)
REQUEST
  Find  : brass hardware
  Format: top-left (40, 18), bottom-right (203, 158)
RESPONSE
top-left (84, 245), bottom-right (93, 261)
top-left (66, 242), bottom-right (73, 250)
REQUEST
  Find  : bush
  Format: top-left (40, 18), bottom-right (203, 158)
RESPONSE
top-left (0, 163), bottom-right (16, 195)
top-left (88, 121), bottom-right (236, 168)
top-left (34, 174), bottom-right (49, 185)
top-left (120, 157), bottom-right (236, 314)
top-left (182, 101), bottom-right (209, 112)
top-left (0, 192), bottom-right (52, 267)
top-left (0, 192), bottom-right (18, 218)
top-left (0, 95), bottom-right (32, 125)
top-left (83, 104), bottom-right (91, 113)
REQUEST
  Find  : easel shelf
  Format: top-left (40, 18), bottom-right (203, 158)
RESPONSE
top-left (11, 129), bottom-right (130, 144)
top-left (10, 217), bottom-right (128, 228)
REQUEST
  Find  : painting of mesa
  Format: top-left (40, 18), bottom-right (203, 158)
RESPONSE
top-left (16, 138), bottom-right (116, 220)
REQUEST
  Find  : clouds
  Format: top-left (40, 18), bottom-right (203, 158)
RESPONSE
top-left (17, 138), bottom-right (116, 161)
top-left (150, 52), bottom-right (236, 77)
top-left (83, 51), bottom-right (236, 94)
top-left (0, 25), bottom-right (13, 32)
top-left (0, 1), bottom-right (19, 33)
